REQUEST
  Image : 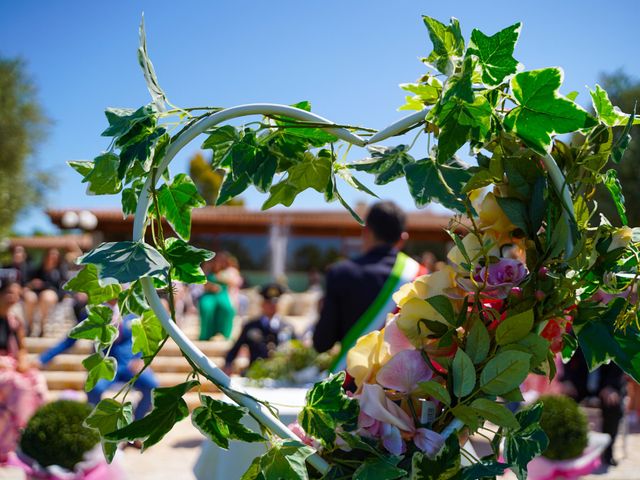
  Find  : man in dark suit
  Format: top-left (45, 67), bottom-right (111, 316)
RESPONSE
top-left (224, 283), bottom-right (295, 373)
top-left (313, 201), bottom-right (424, 372)
top-left (561, 349), bottom-right (626, 466)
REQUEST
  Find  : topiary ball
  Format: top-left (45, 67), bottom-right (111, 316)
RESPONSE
top-left (538, 394), bottom-right (589, 461)
top-left (19, 400), bottom-right (100, 470)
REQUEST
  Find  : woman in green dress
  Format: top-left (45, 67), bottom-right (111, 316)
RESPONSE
top-left (198, 252), bottom-right (237, 340)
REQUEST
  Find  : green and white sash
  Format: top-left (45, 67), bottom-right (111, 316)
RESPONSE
top-left (329, 252), bottom-right (422, 373)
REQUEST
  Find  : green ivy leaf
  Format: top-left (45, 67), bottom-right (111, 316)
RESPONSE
top-left (452, 349), bottom-right (476, 398)
top-left (68, 160), bottom-right (94, 178)
top-left (262, 150), bottom-right (332, 209)
top-left (106, 381), bottom-right (199, 450)
top-left (82, 353), bottom-right (117, 392)
top-left (354, 457), bottom-right (406, 480)
top-left (117, 123), bottom-right (166, 179)
top-left (504, 403), bottom-right (548, 480)
top-left (84, 399), bottom-right (133, 463)
top-left (480, 350), bottom-right (531, 395)
top-left (504, 68), bottom-right (597, 153)
top-left (69, 305), bottom-right (119, 347)
top-left (80, 153), bottom-right (122, 195)
top-left (435, 95), bottom-right (492, 163)
top-left (467, 22), bottom-right (521, 86)
top-left (603, 168), bottom-right (628, 225)
top-left (64, 264), bottom-right (122, 305)
top-left (202, 125), bottom-right (240, 168)
top-left (415, 380), bottom-right (451, 406)
top-left (399, 76), bottom-right (443, 111)
top-left (131, 310), bottom-right (166, 360)
top-left (611, 103), bottom-right (636, 163)
top-left (575, 299), bottom-right (640, 382)
top-left (255, 440), bottom-right (314, 480)
top-left (138, 16), bottom-right (169, 111)
top-left (102, 105), bottom-right (155, 139)
top-left (422, 16), bottom-right (465, 75)
top-left (157, 173), bottom-right (205, 241)
top-left (459, 460), bottom-right (508, 480)
top-left (465, 320), bottom-right (490, 364)
top-left (121, 179), bottom-right (144, 216)
top-left (164, 237), bottom-right (214, 284)
top-left (79, 241), bottom-right (170, 284)
top-left (496, 310), bottom-right (534, 345)
top-left (470, 398), bottom-right (519, 429)
top-left (192, 395), bottom-right (264, 449)
top-left (118, 280), bottom-right (149, 316)
top-left (299, 372), bottom-right (359, 447)
top-left (404, 158), bottom-right (470, 210)
top-left (590, 84), bottom-right (639, 127)
top-left (410, 435), bottom-right (460, 479)
top-left (335, 167), bottom-right (378, 198)
top-left (349, 145), bottom-right (415, 185)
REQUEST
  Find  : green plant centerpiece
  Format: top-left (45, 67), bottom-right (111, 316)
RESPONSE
top-left (20, 400), bottom-right (101, 471)
top-left (66, 14), bottom-right (640, 480)
top-left (537, 395), bottom-right (588, 461)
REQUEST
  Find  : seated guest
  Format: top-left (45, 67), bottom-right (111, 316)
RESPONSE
top-left (223, 283), bottom-right (295, 374)
top-left (1, 245), bottom-right (29, 287)
top-left (23, 248), bottom-right (68, 337)
top-left (0, 278), bottom-right (47, 461)
top-left (87, 305), bottom-right (158, 421)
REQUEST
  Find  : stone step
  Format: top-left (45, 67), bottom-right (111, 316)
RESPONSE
top-left (25, 336), bottom-right (232, 358)
top-left (34, 354), bottom-right (227, 373)
top-left (46, 390), bottom-right (222, 411)
top-left (42, 371), bottom-right (221, 393)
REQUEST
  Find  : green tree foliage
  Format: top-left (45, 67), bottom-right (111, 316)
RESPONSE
top-left (0, 57), bottom-right (52, 237)
top-left (593, 71), bottom-right (640, 226)
top-left (188, 152), bottom-right (243, 206)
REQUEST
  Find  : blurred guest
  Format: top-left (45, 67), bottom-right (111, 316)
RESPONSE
top-left (2, 246), bottom-right (30, 287)
top-left (561, 349), bottom-right (625, 467)
top-left (198, 252), bottom-right (236, 341)
top-left (313, 201), bottom-right (425, 372)
top-left (38, 292), bottom-right (88, 366)
top-left (23, 248), bottom-right (67, 336)
top-left (0, 279), bottom-right (47, 461)
top-left (87, 307), bottom-right (158, 421)
top-left (218, 254), bottom-right (243, 312)
top-left (421, 251), bottom-right (437, 273)
top-left (224, 283), bottom-right (295, 373)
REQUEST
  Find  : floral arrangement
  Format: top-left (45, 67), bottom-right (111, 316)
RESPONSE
top-left (245, 340), bottom-right (334, 385)
top-left (65, 14), bottom-right (639, 480)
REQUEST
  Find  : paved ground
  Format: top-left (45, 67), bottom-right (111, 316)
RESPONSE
top-left (118, 420), bottom-right (640, 480)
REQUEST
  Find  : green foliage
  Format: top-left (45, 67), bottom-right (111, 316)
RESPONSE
top-left (164, 237), bottom-right (214, 284)
top-left (191, 395), bottom-right (264, 449)
top-left (131, 310), bottom-right (166, 360)
top-left (410, 434), bottom-right (460, 479)
top-left (452, 349), bottom-right (476, 398)
top-left (241, 440), bottom-right (315, 480)
top-left (69, 305), bottom-right (119, 347)
top-left (466, 22), bottom-right (521, 86)
top-left (422, 16), bottom-right (464, 75)
top-left (79, 241), bottom-right (170, 284)
top-left (504, 403), bottom-right (549, 480)
top-left (465, 320), bottom-right (490, 364)
top-left (84, 399), bottom-right (134, 462)
top-left (157, 173), bottom-right (205, 240)
top-left (538, 395), bottom-right (588, 460)
top-left (480, 351), bottom-right (531, 395)
top-left (246, 340), bottom-right (335, 382)
top-left (299, 372), bottom-right (359, 447)
top-left (0, 57), bottom-right (51, 238)
top-left (496, 310), bottom-right (534, 345)
top-left (20, 401), bottom-right (100, 471)
top-left (82, 352), bottom-right (117, 392)
top-left (64, 264), bottom-right (122, 306)
top-left (106, 381), bottom-right (198, 450)
top-left (354, 457), bottom-right (406, 479)
top-left (504, 68), bottom-right (596, 153)
top-left (349, 145), bottom-right (414, 185)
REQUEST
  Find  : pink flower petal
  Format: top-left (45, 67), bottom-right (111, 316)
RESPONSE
top-left (381, 423), bottom-right (406, 456)
top-left (358, 383), bottom-right (415, 433)
top-left (376, 350), bottom-right (432, 394)
top-left (414, 428), bottom-right (445, 458)
top-left (384, 315), bottom-right (414, 356)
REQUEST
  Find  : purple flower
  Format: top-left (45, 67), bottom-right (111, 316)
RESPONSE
top-left (413, 428), bottom-right (445, 458)
top-left (472, 258), bottom-right (528, 298)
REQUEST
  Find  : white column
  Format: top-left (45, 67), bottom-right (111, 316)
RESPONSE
top-left (269, 222), bottom-right (288, 282)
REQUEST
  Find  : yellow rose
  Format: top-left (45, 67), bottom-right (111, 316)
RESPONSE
top-left (394, 266), bottom-right (462, 347)
top-left (475, 191), bottom-right (516, 238)
top-left (346, 329), bottom-right (391, 388)
top-left (609, 226), bottom-right (634, 252)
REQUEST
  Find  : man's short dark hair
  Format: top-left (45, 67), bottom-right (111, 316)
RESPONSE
top-left (365, 201), bottom-right (406, 245)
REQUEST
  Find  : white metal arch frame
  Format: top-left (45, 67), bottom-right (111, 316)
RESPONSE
top-left (132, 103), bottom-right (575, 474)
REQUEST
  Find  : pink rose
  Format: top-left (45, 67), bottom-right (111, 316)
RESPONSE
top-left (469, 258), bottom-right (528, 298)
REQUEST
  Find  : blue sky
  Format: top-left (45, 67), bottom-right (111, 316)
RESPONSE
top-left (2, 1), bottom-right (639, 234)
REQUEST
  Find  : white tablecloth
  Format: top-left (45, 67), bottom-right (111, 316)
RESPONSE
top-left (193, 384), bottom-right (308, 480)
